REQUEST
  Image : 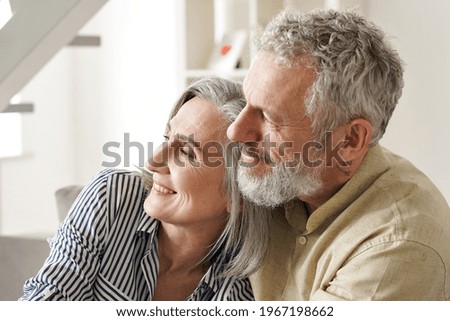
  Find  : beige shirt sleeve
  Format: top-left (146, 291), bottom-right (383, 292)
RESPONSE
top-left (313, 240), bottom-right (447, 300)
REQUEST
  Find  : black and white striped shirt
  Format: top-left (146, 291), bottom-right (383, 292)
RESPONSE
top-left (19, 169), bottom-right (253, 301)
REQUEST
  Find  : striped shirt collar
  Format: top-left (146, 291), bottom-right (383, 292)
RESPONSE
top-left (134, 211), bottom-right (226, 300)
top-left (135, 210), bottom-right (159, 236)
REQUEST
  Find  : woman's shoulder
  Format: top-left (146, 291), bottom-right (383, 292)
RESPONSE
top-left (71, 168), bottom-right (146, 219)
top-left (93, 168), bottom-right (143, 181)
top-left (64, 168), bottom-right (148, 238)
top-left (86, 168), bottom-right (145, 194)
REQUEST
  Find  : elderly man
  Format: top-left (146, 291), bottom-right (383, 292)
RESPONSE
top-left (227, 9), bottom-right (450, 300)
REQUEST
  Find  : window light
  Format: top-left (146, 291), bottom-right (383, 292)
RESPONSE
top-left (0, 0), bottom-right (13, 30)
top-left (0, 113), bottom-right (22, 158)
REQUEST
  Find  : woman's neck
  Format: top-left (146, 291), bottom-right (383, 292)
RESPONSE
top-left (157, 222), bottom-right (222, 273)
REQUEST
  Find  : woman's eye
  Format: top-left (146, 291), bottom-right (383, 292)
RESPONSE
top-left (180, 147), bottom-right (194, 159)
top-left (162, 135), bottom-right (170, 141)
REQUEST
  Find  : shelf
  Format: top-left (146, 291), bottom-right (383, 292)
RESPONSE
top-left (180, 0), bottom-right (358, 90)
top-left (1, 103), bottom-right (34, 113)
top-left (67, 35), bottom-right (101, 47)
top-left (179, 0), bottom-right (287, 90)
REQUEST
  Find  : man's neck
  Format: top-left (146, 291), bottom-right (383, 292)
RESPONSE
top-left (300, 155), bottom-right (366, 213)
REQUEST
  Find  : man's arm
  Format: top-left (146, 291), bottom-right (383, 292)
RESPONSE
top-left (312, 240), bottom-right (447, 300)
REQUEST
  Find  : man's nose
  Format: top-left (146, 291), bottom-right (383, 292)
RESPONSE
top-left (146, 143), bottom-right (170, 174)
top-left (227, 105), bottom-right (263, 143)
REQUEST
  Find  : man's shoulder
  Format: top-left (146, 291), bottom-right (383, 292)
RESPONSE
top-left (373, 146), bottom-right (449, 213)
top-left (346, 146), bottom-right (450, 256)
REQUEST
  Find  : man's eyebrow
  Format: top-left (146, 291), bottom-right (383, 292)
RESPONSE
top-left (250, 102), bottom-right (283, 123)
top-left (248, 103), bottom-right (268, 117)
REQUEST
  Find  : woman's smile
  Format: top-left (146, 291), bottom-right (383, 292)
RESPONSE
top-left (144, 97), bottom-right (229, 226)
top-left (152, 181), bottom-right (176, 194)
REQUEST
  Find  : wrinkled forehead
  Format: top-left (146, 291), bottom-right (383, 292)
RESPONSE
top-left (244, 53), bottom-right (316, 107)
top-left (169, 97), bottom-right (227, 145)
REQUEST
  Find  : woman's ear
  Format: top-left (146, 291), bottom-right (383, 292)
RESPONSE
top-left (339, 118), bottom-right (373, 162)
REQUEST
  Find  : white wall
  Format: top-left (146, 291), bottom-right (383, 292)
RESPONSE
top-left (70, 0), bottom-right (179, 182)
top-left (1, 0), bottom-right (449, 237)
top-left (0, 49), bottom-right (75, 237)
top-left (366, 0), bottom-right (450, 202)
top-left (0, 0), bottom-right (178, 236)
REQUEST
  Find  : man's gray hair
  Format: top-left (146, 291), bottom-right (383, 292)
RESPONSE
top-left (254, 9), bottom-right (404, 145)
top-left (142, 77), bottom-right (271, 277)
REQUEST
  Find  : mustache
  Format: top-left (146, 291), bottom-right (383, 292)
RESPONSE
top-left (239, 141), bottom-right (309, 170)
top-left (240, 142), bottom-right (274, 166)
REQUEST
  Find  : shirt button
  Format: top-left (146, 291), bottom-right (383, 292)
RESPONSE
top-left (298, 236), bottom-right (307, 245)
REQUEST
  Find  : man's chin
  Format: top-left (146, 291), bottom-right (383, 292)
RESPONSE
top-left (237, 165), bottom-right (283, 208)
top-left (237, 158), bottom-right (324, 208)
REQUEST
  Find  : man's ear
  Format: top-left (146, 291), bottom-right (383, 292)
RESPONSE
top-left (338, 118), bottom-right (373, 162)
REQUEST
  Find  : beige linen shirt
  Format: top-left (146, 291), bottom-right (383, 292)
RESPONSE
top-left (250, 144), bottom-right (450, 300)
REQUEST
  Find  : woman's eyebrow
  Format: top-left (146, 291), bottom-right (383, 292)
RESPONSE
top-left (174, 133), bottom-right (201, 149)
top-left (167, 120), bottom-right (202, 149)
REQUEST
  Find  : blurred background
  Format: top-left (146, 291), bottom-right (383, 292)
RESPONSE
top-left (0, 0), bottom-right (449, 239)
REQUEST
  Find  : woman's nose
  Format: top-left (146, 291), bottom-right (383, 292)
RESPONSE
top-left (227, 105), bottom-right (263, 143)
top-left (146, 143), bottom-right (170, 174)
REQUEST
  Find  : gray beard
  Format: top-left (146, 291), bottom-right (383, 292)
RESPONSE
top-left (237, 161), bottom-right (323, 208)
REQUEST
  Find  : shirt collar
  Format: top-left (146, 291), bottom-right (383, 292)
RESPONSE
top-left (285, 144), bottom-right (390, 234)
top-left (187, 259), bottom-right (224, 300)
top-left (135, 211), bottom-right (227, 300)
top-left (136, 211), bottom-right (160, 238)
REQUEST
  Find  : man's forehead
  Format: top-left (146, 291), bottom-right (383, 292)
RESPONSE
top-left (244, 54), bottom-right (316, 103)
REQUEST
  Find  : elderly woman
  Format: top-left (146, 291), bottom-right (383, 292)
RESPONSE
top-left (20, 77), bottom-right (271, 301)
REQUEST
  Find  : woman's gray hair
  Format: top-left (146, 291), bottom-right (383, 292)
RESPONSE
top-left (254, 9), bottom-right (404, 145)
top-left (141, 77), bottom-right (271, 277)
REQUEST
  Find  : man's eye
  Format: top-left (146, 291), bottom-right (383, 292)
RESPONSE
top-left (260, 110), bottom-right (269, 120)
top-left (163, 135), bottom-right (170, 141)
top-left (262, 112), bottom-right (277, 126)
top-left (262, 113), bottom-right (271, 123)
